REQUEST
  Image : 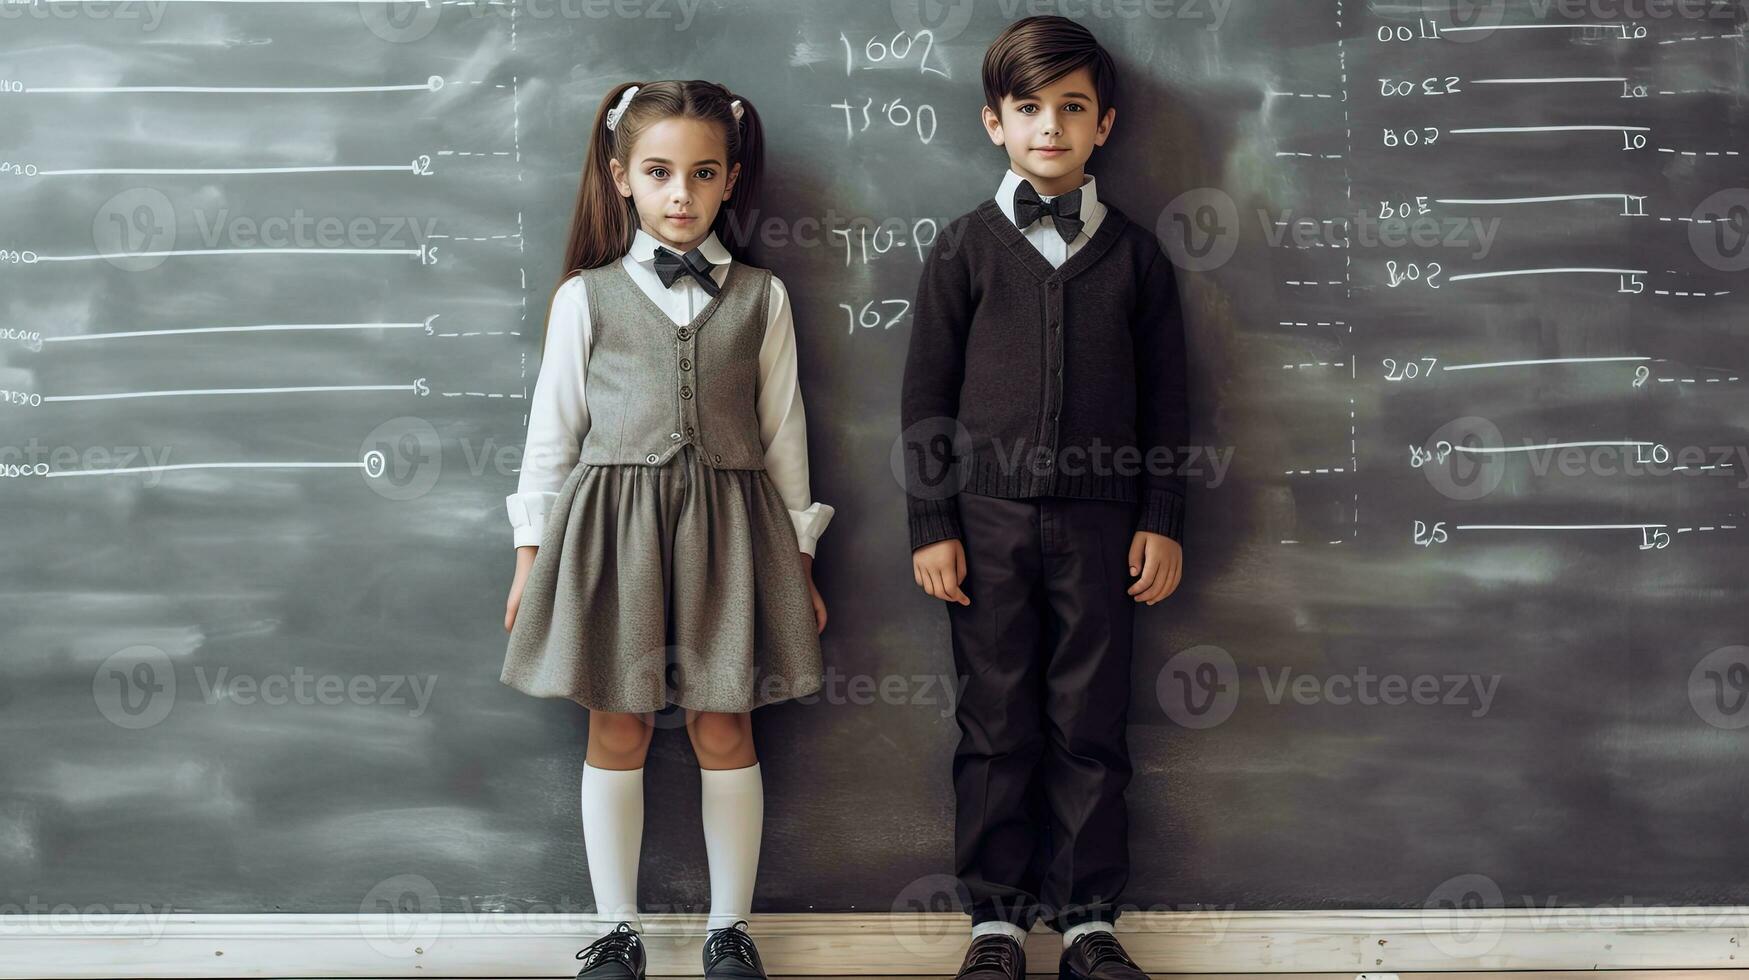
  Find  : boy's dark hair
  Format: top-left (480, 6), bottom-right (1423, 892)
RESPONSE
top-left (982, 15), bottom-right (1118, 117)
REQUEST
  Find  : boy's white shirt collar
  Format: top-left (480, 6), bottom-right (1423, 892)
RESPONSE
top-left (628, 227), bottom-right (733, 266)
top-left (996, 169), bottom-right (1099, 229)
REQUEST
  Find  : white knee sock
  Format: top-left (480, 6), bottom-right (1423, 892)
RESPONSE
top-left (1063, 920), bottom-right (1114, 946)
top-left (581, 762), bottom-right (645, 932)
top-left (700, 762), bottom-right (763, 932)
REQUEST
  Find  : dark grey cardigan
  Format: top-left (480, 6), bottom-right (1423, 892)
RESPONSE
top-left (899, 197), bottom-right (1189, 551)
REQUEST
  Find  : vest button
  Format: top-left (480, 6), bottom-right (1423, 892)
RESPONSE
top-left (645, 453), bottom-right (659, 464)
top-left (680, 357), bottom-right (692, 370)
top-left (677, 329), bottom-right (691, 341)
top-left (681, 385), bottom-right (692, 399)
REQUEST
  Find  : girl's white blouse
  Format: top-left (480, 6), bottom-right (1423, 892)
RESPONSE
top-left (506, 229), bottom-right (835, 556)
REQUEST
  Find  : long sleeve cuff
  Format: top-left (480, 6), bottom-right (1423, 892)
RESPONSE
top-left (907, 495), bottom-right (963, 552)
top-left (506, 491), bottom-right (560, 549)
top-left (1137, 486), bottom-right (1186, 543)
top-left (788, 501), bottom-right (835, 558)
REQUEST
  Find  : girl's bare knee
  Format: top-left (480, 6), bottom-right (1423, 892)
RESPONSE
top-left (587, 711), bottom-right (653, 767)
top-left (685, 711), bottom-right (754, 768)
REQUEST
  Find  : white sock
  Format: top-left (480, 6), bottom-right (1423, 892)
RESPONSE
top-left (971, 920), bottom-right (1028, 944)
top-left (581, 762), bottom-right (645, 932)
top-left (700, 762), bottom-right (763, 932)
top-left (1063, 920), bottom-right (1114, 947)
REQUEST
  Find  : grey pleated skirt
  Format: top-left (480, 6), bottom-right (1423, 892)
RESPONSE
top-left (502, 443), bottom-right (824, 714)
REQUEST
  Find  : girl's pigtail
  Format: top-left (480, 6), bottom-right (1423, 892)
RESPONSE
top-left (547, 81), bottom-right (644, 347)
top-left (718, 91), bottom-right (764, 254)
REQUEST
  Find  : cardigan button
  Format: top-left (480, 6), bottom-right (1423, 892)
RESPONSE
top-left (670, 432), bottom-right (682, 441)
top-left (713, 453), bottom-right (722, 463)
top-left (645, 453), bottom-right (659, 464)
top-left (686, 426), bottom-right (695, 436)
top-left (681, 385), bottom-right (693, 399)
top-left (677, 329), bottom-right (691, 341)
top-left (680, 357), bottom-right (692, 370)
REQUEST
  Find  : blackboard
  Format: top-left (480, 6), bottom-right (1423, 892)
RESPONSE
top-left (4, 0), bottom-right (1749, 922)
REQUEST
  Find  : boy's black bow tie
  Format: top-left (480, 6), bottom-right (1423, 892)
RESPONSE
top-left (652, 245), bottom-right (721, 297)
top-left (1013, 180), bottom-right (1084, 243)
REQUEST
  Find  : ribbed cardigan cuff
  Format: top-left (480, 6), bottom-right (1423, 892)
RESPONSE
top-left (907, 495), bottom-right (963, 552)
top-left (1137, 485), bottom-right (1186, 542)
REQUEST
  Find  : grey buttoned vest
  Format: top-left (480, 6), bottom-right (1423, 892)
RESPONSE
top-left (575, 257), bottom-right (771, 469)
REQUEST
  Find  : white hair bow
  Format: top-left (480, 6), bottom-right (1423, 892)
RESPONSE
top-left (605, 85), bottom-right (640, 131)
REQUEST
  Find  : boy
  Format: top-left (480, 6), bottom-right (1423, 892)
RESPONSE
top-left (899, 15), bottom-right (1187, 980)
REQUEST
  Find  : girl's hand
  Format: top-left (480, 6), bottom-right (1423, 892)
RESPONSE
top-left (505, 546), bottom-right (538, 632)
top-left (800, 553), bottom-right (827, 634)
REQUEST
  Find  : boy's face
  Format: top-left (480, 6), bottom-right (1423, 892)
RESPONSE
top-left (982, 65), bottom-right (1114, 196)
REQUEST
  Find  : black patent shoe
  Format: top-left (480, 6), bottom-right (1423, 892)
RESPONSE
top-left (1059, 929), bottom-right (1148, 980)
top-left (702, 920), bottom-right (768, 980)
top-left (575, 921), bottom-right (645, 980)
top-left (955, 934), bottom-right (1025, 980)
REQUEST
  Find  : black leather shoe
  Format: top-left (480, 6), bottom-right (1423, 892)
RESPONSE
top-left (702, 920), bottom-right (767, 980)
top-left (1059, 929), bottom-right (1148, 980)
top-left (955, 934), bottom-right (1025, 980)
top-left (574, 921), bottom-right (645, 980)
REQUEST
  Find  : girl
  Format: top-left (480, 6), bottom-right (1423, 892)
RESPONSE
top-left (501, 79), bottom-right (832, 980)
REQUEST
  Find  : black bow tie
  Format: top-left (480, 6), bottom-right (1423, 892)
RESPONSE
top-left (652, 245), bottom-right (721, 297)
top-left (1013, 180), bottom-right (1085, 243)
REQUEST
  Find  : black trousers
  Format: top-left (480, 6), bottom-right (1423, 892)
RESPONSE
top-left (945, 490), bottom-right (1138, 933)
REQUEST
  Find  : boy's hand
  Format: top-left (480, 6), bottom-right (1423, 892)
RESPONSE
top-left (800, 553), bottom-right (828, 634)
top-left (912, 538), bottom-right (970, 605)
top-left (1127, 531), bottom-right (1182, 604)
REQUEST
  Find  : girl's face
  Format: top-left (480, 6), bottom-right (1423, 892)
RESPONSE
top-left (610, 116), bottom-right (741, 252)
